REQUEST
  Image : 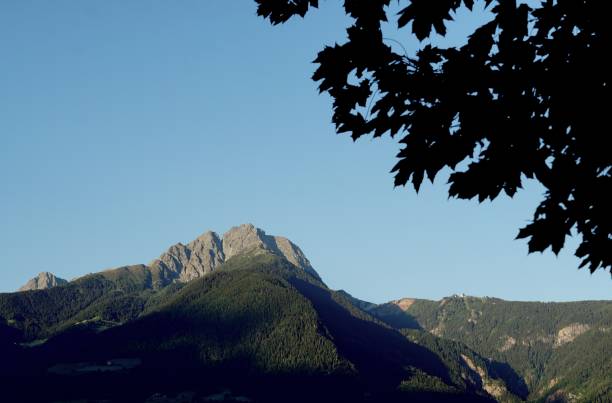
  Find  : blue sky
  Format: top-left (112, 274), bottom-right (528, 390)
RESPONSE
top-left (0, 1), bottom-right (609, 301)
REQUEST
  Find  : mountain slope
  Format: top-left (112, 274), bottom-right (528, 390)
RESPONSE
top-left (1, 253), bottom-right (497, 402)
top-left (0, 264), bottom-right (175, 340)
top-left (365, 294), bottom-right (612, 402)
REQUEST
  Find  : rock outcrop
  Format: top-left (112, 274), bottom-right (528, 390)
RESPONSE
top-left (19, 272), bottom-right (68, 291)
top-left (554, 323), bottom-right (590, 347)
top-left (391, 298), bottom-right (416, 311)
top-left (150, 231), bottom-right (225, 282)
top-left (460, 354), bottom-right (509, 400)
top-left (499, 335), bottom-right (517, 352)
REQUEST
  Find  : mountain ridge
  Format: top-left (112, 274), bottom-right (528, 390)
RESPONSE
top-left (16, 224), bottom-right (318, 292)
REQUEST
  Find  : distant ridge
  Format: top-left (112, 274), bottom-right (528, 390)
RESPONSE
top-left (343, 291), bottom-right (612, 402)
top-left (18, 272), bottom-right (67, 292)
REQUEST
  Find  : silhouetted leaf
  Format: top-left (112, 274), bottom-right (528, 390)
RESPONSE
top-left (256, 0), bottom-right (319, 24)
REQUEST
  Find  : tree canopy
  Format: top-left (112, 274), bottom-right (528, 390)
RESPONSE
top-left (256, 0), bottom-right (611, 274)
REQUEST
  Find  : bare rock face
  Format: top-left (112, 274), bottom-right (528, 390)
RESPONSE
top-left (150, 231), bottom-right (224, 282)
top-left (499, 336), bottom-right (517, 352)
top-left (222, 224), bottom-right (320, 279)
top-left (272, 236), bottom-right (316, 277)
top-left (391, 298), bottom-right (416, 311)
top-left (222, 224), bottom-right (269, 259)
top-left (19, 272), bottom-right (68, 291)
top-left (154, 243), bottom-right (191, 274)
top-left (149, 224), bottom-right (319, 283)
top-left (183, 231), bottom-right (225, 282)
top-left (460, 354), bottom-right (509, 400)
top-left (554, 323), bottom-right (590, 347)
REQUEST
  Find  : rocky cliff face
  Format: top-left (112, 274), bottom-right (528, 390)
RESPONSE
top-left (19, 272), bottom-right (68, 291)
top-left (149, 224), bottom-right (319, 283)
top-left (150, 231), bottom-right (225, 282)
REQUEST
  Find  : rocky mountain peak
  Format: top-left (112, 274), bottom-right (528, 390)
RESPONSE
top-left (222, 224), bottom-right (319, 279)
top-left (19, 272), bottom-right (68, 292)
top-left (222, 224), bottom-right (268, 260)
top-left (149, 224), bottom-right (319, 283)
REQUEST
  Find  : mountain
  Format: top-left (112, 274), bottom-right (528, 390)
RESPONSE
top-left (18, 271), bottom-right (67, 291)
top-left (362, 294), bottom-right (612, 402)
top-left (0, 249), bottom-right (498, 402)
top-left (1, 224), bottom-right (319, 342)
top-left (13, 224), bottom-right (317, 293)
top-left (1, 225), bottom-right (609, 402)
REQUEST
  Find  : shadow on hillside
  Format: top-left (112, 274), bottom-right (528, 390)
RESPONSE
top-left (489, 360), bottom-right (529, 399)
top-left (0, 368), bottom-right (497, 403)
top-left (371, 303), bottom-right (422, 330)
top-left (1, 295), bottom-right (495, 402)
top-left (290, 279), bottom-right (448, 387)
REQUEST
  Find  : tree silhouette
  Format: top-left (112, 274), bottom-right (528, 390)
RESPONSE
top-left (256, 0), bottom-right (610, 274)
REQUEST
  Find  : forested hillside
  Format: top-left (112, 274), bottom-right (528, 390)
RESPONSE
top-left (366, 295), bottom-right (612, 402)
top-left (1, 253), bottom-right (500, 402)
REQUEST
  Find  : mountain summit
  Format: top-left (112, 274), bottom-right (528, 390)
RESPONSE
top-left (18, 272), bottom-right (67, 291)
top-left (149, 223), bottom-right (319, 283)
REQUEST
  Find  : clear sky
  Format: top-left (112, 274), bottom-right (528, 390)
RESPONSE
top-left (0, 1), bottom-right (609, 302)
